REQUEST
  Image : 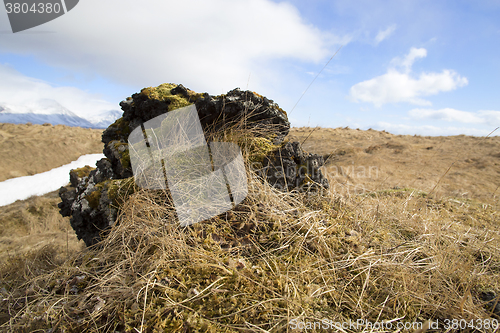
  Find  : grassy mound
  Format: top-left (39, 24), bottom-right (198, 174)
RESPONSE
top-left (1, 127), bottom-right (499, 332)
top-left (1, 167), bottom-right (499, 332)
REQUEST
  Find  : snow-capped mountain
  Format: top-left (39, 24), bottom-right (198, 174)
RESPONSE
top-left (88, 110), bottom-right (123, 129)
top-left (0, 99), bottom-right (121, 128)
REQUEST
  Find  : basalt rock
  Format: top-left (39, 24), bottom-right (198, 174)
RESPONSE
top-left (59, 158), bottom-right (122, 246)
top-left (60, 83), bottom-right (328, 246)
top-left (261, 141), bottom-right (329, 192)
top-left (480, 291), bottom-right (500, 318)
top-left (101, 84), bottom-right (290, 180)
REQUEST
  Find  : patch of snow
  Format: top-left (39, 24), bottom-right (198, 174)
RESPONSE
top-left (0, 154), bottom-right (105, 207)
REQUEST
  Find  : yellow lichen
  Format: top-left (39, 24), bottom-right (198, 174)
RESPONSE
top-left (140, 83), bottom-right (203, 111)
top-left (71, 166), bottom-right (94, 179)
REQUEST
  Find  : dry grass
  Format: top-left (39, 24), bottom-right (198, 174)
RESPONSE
top-left (0, 123), bottom-right (103, 181)
top-left (290, 127), bottom-right (500, 206)
top-left (0, 191), bottom-right (83, 263)
top-left (1, 126), bottom-right (499, 332)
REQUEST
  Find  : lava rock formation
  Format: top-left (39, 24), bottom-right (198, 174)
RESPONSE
top-left (59, 83), bottom-right (328, 246)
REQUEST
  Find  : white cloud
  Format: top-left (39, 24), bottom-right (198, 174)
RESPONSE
top-left (349, 48), bottom-right (468, 107)
top-left (0, 0), bottom-right (342, 95)
top-left (375, 121), bottom-right (495, 136)
top-left (479, 110), bottom-right (500, 125)
top-left (409, 108), bottom-right (500, 124)
top-left (375, 24), bottom-right (396, 44)
top-left (0, 64), bottom-right (118, 118)
top-left (390, 47), bottom-right (427, 72)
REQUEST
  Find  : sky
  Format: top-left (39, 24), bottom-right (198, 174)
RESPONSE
top-left (0, 0), bottom-right (499, 136)
top-left (0, 154), bottom-right (104, 206)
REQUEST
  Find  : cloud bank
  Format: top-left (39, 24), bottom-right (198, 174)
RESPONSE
top-left (0, 64), bottom-right (118, 118)
top-left (0, 0), bottom-right (342, 94)
top-left (409, 108), bottom-right (500, 125)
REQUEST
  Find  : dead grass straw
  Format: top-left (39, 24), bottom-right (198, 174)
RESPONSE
top-left (1, 123), bottom-right (499, 332)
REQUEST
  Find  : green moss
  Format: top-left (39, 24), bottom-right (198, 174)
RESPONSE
top-left (121, 150), bottom-right (130, 169)
top-left (104, 177), bottom-right (137, 208)
top-left (71, 166), bottom-right (94, 179)
top-left (108, 117), bottom-right (131, 138)
top-left (113, 141), bottom-right (130, 169)
top-left (240, 136), bottom-right (279, 163)
top-left (85, 188), bottom-right (102, 210)
top-left (140, 83), bottom-right (204, 111)
top-left (140, 83), bottom-right (177, 100)
top-left (85, 178), bottom-right (137, 211)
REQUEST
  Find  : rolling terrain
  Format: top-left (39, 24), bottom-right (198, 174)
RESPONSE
top-left (289, 127), bottom-right (500, 206)
top-left (1, 124), bottom-right (499, 331)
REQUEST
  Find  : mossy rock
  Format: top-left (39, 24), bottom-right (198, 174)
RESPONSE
top-left (62, 83), bottom-right (327, 248)
top-left (113, 141), bottom-right (130, 169)
top-left (85, 177), bottom-right (137, 211)
top-left (69, 166), bottom-right (95, 187)
top-left (104, 177), bottom-right (137, 208)
top-left (118, 83), bottom-right (205, 134)
top-left (140, 83), bottom-right (203, 111)
top-left (102, 118), bottom-right (131, 146)
top-left (113, 83), bottom-right (289, 147)
top-left (85, 185), bottom-right (102, 210)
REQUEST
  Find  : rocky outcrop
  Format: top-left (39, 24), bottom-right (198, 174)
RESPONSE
top-left (59, 159), bottom-right (124, 246)
top-left (59, 83), bottom-right (328, 246)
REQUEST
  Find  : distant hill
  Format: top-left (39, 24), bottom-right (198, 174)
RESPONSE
top-left (289, 126), bottom-right (500, 204)
top-left (0, 122), bottom-right (103, 182)
top-left (1, 121), bottom-right (498, 204)
top-left (0, 99), bottom-right (121, 128)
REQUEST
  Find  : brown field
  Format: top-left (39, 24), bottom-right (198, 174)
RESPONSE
top-left (0, 122), bottom-right (103, 182)
top-left (289, 127), bottom-right (500, 206)
top-left (0, 190), bottom-right (83, 262)
top-left (0, 124), bottom-right (499, 332)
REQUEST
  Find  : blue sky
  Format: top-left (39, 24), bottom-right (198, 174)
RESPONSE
top-left (0, 0), bottom-right (499, 135)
